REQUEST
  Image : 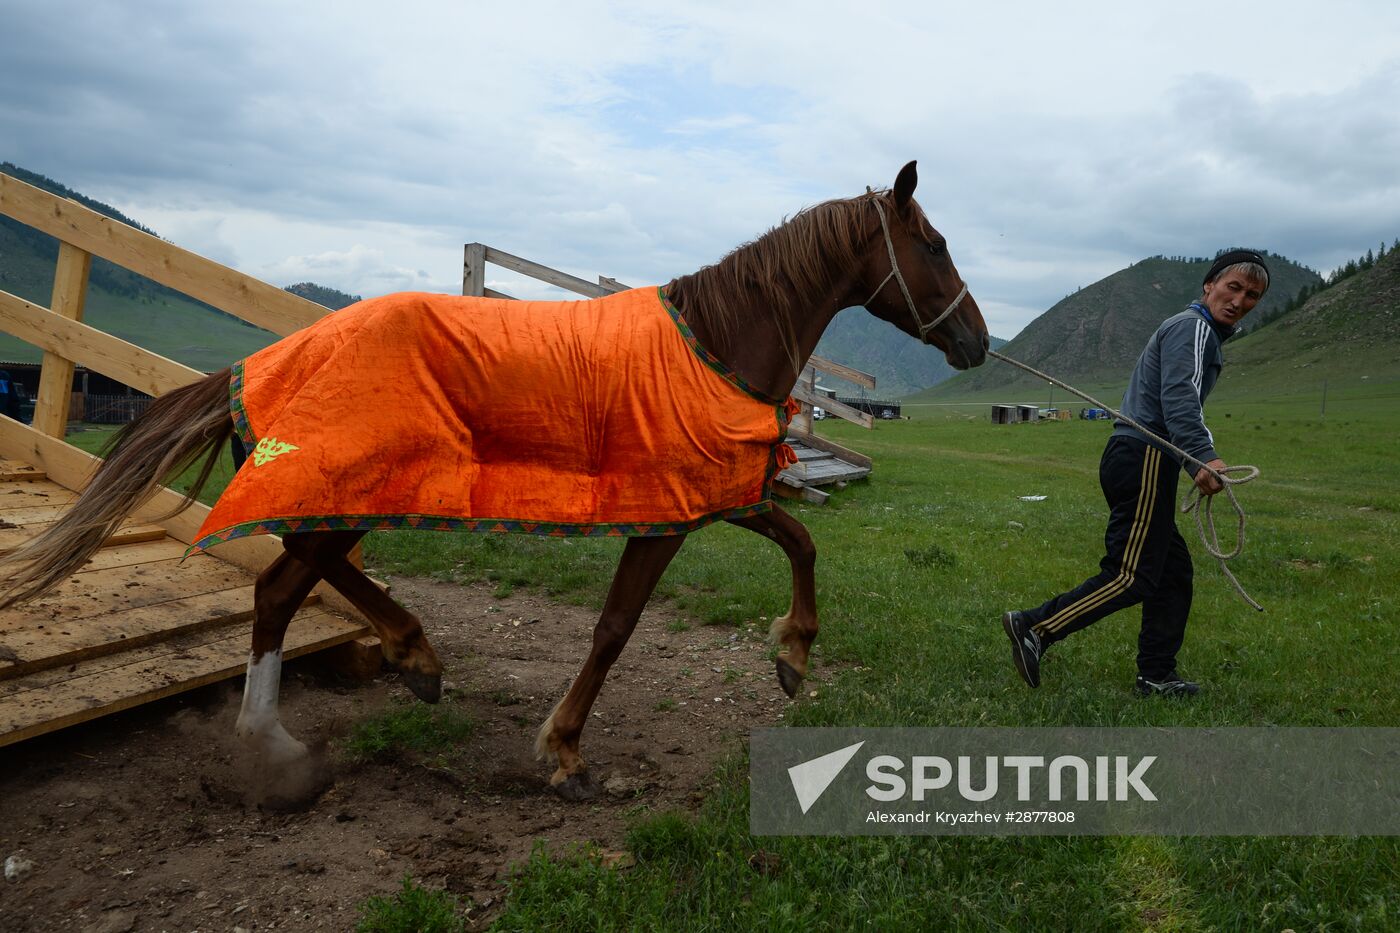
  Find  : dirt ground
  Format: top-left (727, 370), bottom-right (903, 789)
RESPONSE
top-left (0, 576), bottom-right (809, 932)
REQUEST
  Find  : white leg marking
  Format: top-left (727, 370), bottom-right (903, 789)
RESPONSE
top-left (235, 650), bottom-right (307, 764)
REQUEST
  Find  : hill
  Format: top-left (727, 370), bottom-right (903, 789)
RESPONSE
top-left (1219, 245), bottom-right (1400, 394)
top-left (285, 282), bottom-right (361, 310)
top-left (923, 253), bottom-right (1321, 398)
top-left (813, 307), bottom-right (1008, 397)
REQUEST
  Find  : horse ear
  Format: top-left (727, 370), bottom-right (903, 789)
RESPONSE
top-left (893, 161), bottom-right (918, 210)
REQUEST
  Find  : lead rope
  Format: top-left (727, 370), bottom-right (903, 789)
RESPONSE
top-left (986, 349), bottom-right (1264, 612)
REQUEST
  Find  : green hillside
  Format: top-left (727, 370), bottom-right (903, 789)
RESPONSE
top-left (0, 164), bottom-right (305, 372)
top-left (925, 253), bottom-right (1321, 399)
top-left (285, 282), bottom-right (361, 311)
top-left (1220, 245), bottom-right (1400, 395)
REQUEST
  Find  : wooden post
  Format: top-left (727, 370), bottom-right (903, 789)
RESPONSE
top-left (463, 242), bottom-right (487, 297)
top-left (790, 365), bottom-right (814, 434)
top-left (32, 242), bottom-right (91, 437)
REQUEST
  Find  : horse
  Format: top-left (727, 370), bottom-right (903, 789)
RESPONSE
top-left (0, 161), bottom-right (987, 800)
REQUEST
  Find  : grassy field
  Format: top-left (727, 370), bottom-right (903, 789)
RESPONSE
top-left (66, 381), bottom-right (1400, 930)
top-left (355, 383), bottom-right (1399, 930)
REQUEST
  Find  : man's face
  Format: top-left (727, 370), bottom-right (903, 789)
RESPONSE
top-left (1202, 269), bottom-right (1266, 328)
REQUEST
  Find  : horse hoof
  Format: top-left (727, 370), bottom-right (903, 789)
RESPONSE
top-left (775, 658), bottom-right (803, 698)
top-left (401, 670), bottom-right (442, 704)
top-left (551, 771), bottom-right (601, 802)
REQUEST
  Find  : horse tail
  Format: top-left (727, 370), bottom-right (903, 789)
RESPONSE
top-left (0, 368), bottom-right (235, 609)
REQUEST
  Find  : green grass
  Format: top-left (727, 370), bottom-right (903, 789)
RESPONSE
top-left (63, 422), bottom-right (241, 506)
top-left (356, 876), bottom-right (467, 933)
top-left (345, 383), bottom-right (1396, 930)
top-left (340, 700), bottom-right (475, 764)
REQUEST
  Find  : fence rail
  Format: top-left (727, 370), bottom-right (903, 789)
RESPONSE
top-left (0, 170), bottom-right (340, 580)
top-left (83, 394), bottom-right (153, 424)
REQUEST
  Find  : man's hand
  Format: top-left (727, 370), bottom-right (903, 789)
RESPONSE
top-left (1194, 458), bottom-right (1227, 496)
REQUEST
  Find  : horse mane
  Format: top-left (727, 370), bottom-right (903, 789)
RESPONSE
top-left (665, 188), bottom-right (889, 379)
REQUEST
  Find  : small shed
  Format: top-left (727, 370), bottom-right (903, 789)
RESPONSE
top-left (1017, 404), bottom-right (1040, 422)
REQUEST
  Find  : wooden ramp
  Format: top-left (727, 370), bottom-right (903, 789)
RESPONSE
top-left (775, 431), bottom-right (873, 505)
top-left (0, 458), bottom-right (370, 748)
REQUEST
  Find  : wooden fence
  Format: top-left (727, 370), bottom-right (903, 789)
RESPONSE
top-left (0, 171), bottom-right (368, 611)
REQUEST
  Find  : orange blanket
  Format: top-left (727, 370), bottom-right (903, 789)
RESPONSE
top-left (192, 287), bottom-right (792, 550)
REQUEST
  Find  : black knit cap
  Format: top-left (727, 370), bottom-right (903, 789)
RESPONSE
top-left (1204, 249), bottom-right (1269, 286)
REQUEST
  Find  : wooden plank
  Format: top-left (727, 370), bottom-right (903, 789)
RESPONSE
top-left (0, 482), bottom-right (75, 509)
top-left (0, 501), bottom-right (149, 526)
top-left (0, 518), bottom-right (165, 554)
top-left (0, 172), bottom-right (327, 337)
top-left (0, 584), bottom-right (299, 681)
top-left (784, 429), bottom-right (874, 470)
top-left (12, 555), bottom-right (252, 622)
top-left (0, 424), bottom-right (377, 630)
top-left (483, 245), bottom-right (613, 298)
top-left (462, 242), bottom-right (487, 297)
top-left (772, 479), bottom-right (830, 505)
top-left (798, 462), bottom-right (870, 486)
top-left (67, 539), bottom-right (196, 572)
top-left (32, 242), bottom-right (91, 437)
top-left (0, 606), bottom-right (347, 705)
top-left (790, 366), bottom-right (815, 435)
top-left (780, 460), bottom-right (808, 480)
top-left (0, 460), bottom-right (45, 482)
top-left (0, 607), bottom-right (365, 748)
top-left (790, 384), bottom-right (874, 428)
top-left (318, 635), bottom-right (384, 682)
top-left (0, 288), bottom-right (204, 397)
top-left (0, 503), bottom-right (110, 524)
top-left (807, 354), bottom-right (876, 389)
top-left (790, 444), bottom-right (834, 463)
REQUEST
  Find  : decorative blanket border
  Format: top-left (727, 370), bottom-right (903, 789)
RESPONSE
top-left (189, 498), bottom-right (776, 553)
top-left (229, 360), bottom-right (255, 447)
top-left (658, 288), bottom-right (785, 405)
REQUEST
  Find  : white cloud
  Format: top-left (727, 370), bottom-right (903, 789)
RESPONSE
top-left (3, 1), bottom-right (1399, 338)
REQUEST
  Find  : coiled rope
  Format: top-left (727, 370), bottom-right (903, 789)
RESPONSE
top-left (986, 349), bottom-right (1264, 611)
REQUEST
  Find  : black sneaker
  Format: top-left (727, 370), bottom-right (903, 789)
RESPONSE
top-left (1002, 611), bottom-right (1042, 688)
top-left (1135, 673), bottom-right (1200, 697)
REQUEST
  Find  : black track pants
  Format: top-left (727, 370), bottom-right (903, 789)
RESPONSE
top-left (1019, 435), bottom-right (1193, 679)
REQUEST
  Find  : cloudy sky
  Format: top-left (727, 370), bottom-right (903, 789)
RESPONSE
top-left (3, 0), bottom-right (1398, 338)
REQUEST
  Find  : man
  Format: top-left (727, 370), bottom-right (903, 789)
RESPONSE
top-left (1003, 249), bottom-right (1270, 696)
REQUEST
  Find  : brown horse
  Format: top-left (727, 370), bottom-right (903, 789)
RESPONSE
top-left (0, 162), bottom-right (986, 799)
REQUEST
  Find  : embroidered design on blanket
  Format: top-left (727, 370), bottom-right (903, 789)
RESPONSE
top-left (192, 287), bottom-right (791, 551)
top-left (251, 437), bottom-right (299, 466)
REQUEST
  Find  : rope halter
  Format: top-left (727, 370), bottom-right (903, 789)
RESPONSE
top-left (863, 197), bottom-right (969, 344)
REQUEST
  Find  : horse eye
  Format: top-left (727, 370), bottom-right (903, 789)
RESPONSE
top-left (927, 241), bottom-right (946, 256)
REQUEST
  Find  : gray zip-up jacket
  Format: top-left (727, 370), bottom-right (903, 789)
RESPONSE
top-left (1111, 303), bottom-right (1235, 475)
